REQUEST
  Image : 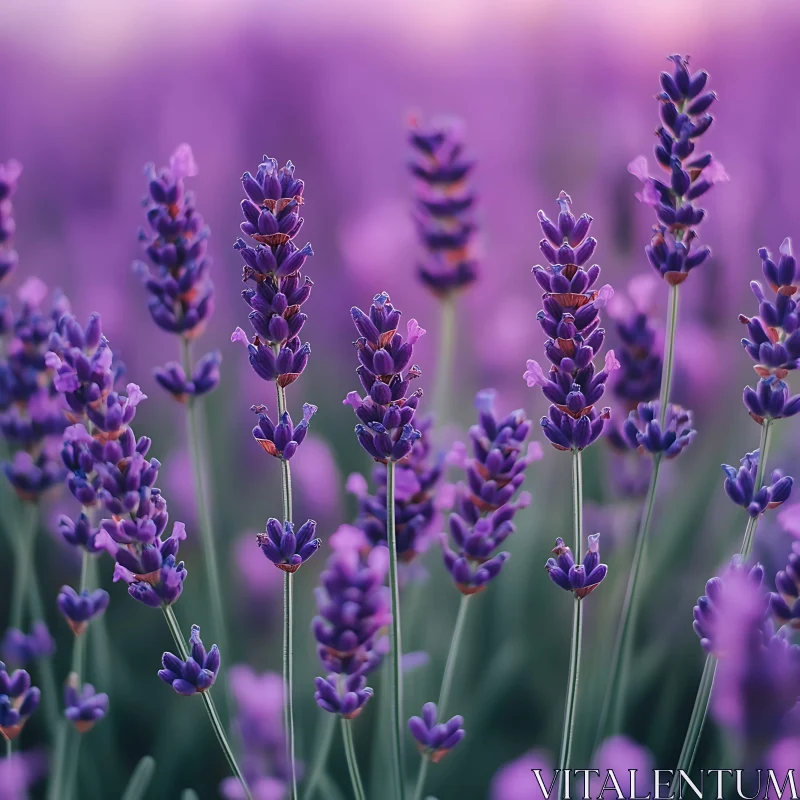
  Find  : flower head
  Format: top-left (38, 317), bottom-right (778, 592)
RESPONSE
top-left (621, 401), bottom-right (696, 458)
top-left (408, 702), bottom-right (465, 763)
top-left (159, 625), bottom-right (220, 696)
top-left (154, 351), bottom-right (221, 402)
top-left (0, 662), bottom-right (39, 740)
top-left (257, 519), bottom-right (321, 573)
top-left (1, 623), bottom-right (55, 665)
top-left (57, 586), bottom-right (110, 636)
top-left (770, 542), bottom-right (800, 631)
top-left (722, 450), bottom-right (793, 517)
top-left (545, 534), bottom-right (608, 599)
top-left (63, 673), bottom-right (108, 733)
top-left (251, 403), bottom-right (316, 460)
top-left (313, 674), bottom-right (374, 719)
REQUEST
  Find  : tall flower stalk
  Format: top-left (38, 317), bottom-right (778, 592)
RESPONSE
top-left (135, 145), bottom-right (226, 677)
top-left (231, 156), bottom-right (317, 799)
top-left (408, 118), bottom-right (479, 431)
top-left (598, 54), bottom-right (722, 740)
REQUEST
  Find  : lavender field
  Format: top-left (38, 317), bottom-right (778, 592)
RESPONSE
top-left (1, 1), bottom-right (800, 798)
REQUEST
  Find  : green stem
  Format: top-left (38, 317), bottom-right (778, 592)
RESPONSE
top-left (340, 718), bottom-right (366, 800)
top-left (433, 294), bottom-right (457, 440)
top-left (557, 450), bottom-right (584, 800)
top-left (658, 284), bottom-right (680, 428)
top-left (180, 337), bottom-right (228, 692)
top-left (741, 420), bottom-right (773, 560)
top-left (385, 462), bottom-right (406, 800)
top-left (301, 713), bottom-right (337, 800)
top-left (71, 550), bottom-right (91, 678)
top-left (161, 606), bottom-right (253, 800)
top-left (413, 757), bottom-right (430, 800)
top-left (4, 739), bottom-right (10, 758)
top-left (10, 501), bottom-right (38, 630)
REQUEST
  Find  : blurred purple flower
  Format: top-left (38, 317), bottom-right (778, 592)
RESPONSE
top-left (408, 702), bottom-right (465, 762)
top-left (1, 623), bottom-right (55, 665)
top-left (0, 749), bottom-right (46, 800)
top-left (490, 751), bottom-right (553, 800)
top-left (63, 673), bottom-right (108, 733)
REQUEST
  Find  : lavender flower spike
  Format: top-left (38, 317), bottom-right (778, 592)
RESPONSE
top-left (64, 673), bottom-right (108, 733)
top-left (408, 702), bottom-right (465, 763)
top-left (545, 535), bottom-right (608, 599)
top-left (0, 661), bottom-right (40, 740)
top-left (159, 625), bottom-right (220, 696)
top-left (57, 586), bottom-right (110, 636)
top-left (313, 674), bottom-right (374, 719)
top-left (770, 542), bottom-right (800, 631)
top-left (0, 159), bottom-right (22, 284)
top-left (722, 450), bottom-right (793, 517)
top-left (251, 402), bottom-right (316, 459)
top-left (257, 518), bottom-right (321, 573)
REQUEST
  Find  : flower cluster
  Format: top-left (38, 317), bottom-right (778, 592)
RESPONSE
top-left (629, 55), bottom-right (723, 285)
top-left (345, 292), bottom-right (426, 463)
top-left (620, 401), bottom-right (696, 458)
top-left (442, 390), bottom-right (538, 594)
top-left (64, 673), bottom-right (108, 733)
top-left (408, 117), bottom-right (478, 296)
top-left (524, 192), bottom-right (617, 452)
top-left (57, 586), bottom-right (110, 636)
top-left (1, 278), bottom-right (70, 499)
top-left (257, 518), bottom-right (321, 573)
top-left (545, 535), bottom-right (608, 599)
top-left (740, 240), bottom-right (800, 425)
top-left (251, 402), bottom-right (316, 460)
top-left (722, 450), bottom-right (793, 518)
top-left (347, 416), bottom-right (445, 561)
top-left (408, 702), bottom-right (465, 763)
top-left (135, 144), bottom-right (220, 400)
top-left (0, 662), bottom-right (40, 741)
top-left (771, 542), bottom-right (800, 631)
top-left (312, 526), bottom-right (392, 719)
top-left (0, 159), bottom-right (22, 285)
top-left (231, 156), bottom-right (313, 391)
top-left (2, 623), bottom-right (55, 666)
top-left (159, 625), bottom-right (220, 696)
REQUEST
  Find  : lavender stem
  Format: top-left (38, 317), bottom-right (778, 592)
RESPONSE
top-left (433, 294), bottom-right (456, 437)
top-left (274, 373), bottom-right (298, 800)
top-left (668, 418), bottom-right (775, 791)
top-left (9, 501), bottom-right (38, 630)
top-left (658, 285), bottom-right (680, 427)
top-left (301, 713), bottom-right (336, 800)
top-left (386, 461), bottom-right (407, 800)
top-left (340, 718), bottom-right (366, 800)
top-left (180, 337), bottom-right (228, 680)
top-left (557, 449), bottom-right (584, 800)
top-left (161, 605), bottom-right (253, 800)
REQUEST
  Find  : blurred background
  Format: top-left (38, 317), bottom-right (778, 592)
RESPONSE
top-left (2, 0), bottom-right (800, 796)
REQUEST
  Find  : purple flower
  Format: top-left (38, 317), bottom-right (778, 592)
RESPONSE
top-left (345, 292), bottom-right (425, 463)
top-left (0, 159), bottom-right (22, 285)
top-left (408, 702), bottom-right (465, 762)
top-left (58, 512), bottom-right (109, 554)
top-left (545, 535), bottom-right (608, 599)
top-left (0, 662), bottom-right (40, 741)
top-left (490, 751), bottom-right (553, 800)
top-left (2, 623), bottom-right (55, 665)
top-left (57, 586), bottom-right (110, 637)
top-left (257, 518), bottom-right (321, 573)
top-left (63, 673), bottom-right (108, 733)
top-left (313, 673), bottom-right (373, 719)
top-left (743, 376), bottom-right (800, 424)
top-left (408, 116), bottom-right (479, 295)
top-left (154, 351), bottom-right (221, 402)
top-left (722, 450), bottom-right (793, 517)
top-left (770, 542), bottom-right (800, 631)
top-left (159, 624), bottom-right (220, 696)
top-left (621, 401), bottom-right (696, 458)
top-left (232, 328), bottom-right (310, 389)
top-left (0, 750), bottom-right (46, 800)
top-left (251, 403), bottom-right (316, 460)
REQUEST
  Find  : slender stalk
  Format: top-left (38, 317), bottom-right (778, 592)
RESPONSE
top-left (4, 739), bottom-right (10, 758)
top-left (433, 294), bottom-right (457, 439)
top-left (557, 450), bottom-right (585, 800)
top-left (180, 337), bottom-right (228, 680)
top-left (340, 718), bottom-right (366, 800)
top-left (413, 756), bottom-right (430, 800)
top-left (741, 420), bottom-right (773, 560)
top-left (301, 713), bottom-right (337, 800)
top-left (9, 501), bottom-right (38, 630)
top-left (658, 284), bottom-right (680, 427)
top-left (161, 606), bottom-right (253, 800)
top-left (385, 462), bottom-right (406, 800)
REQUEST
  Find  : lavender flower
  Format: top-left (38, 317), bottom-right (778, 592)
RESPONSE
top-left (1, 623), bottom-right (55, 665)
top-left (154, 351), bottom-right (221, 401)
top-left (251, 403), bottom-right (316, 460)
top-left (408, 117), bottom-right (478, 295)
top-left (770, 542), bottom-right (800, 631)
top-left (344, 292), bottom-right (425, 463)
top-left (0, 750), bottom-right (46, 799)
top-left (620, 401), bottom-right (696, 457)
top-left (57, 586), bottom-right (110, 636)
top-left (0, 159), bottom-right (22, 285)
top-left (629, 55), bottom-right (723, 285)
top-left (0, 662), bottom-right (40, 740)
top-left (64, 673), bottom-right (108, 733)
top-left (159, 625), bottom-right (220, 696)
top-left (408, 702), bottom-right (465, 762)
top-left (257, 518), bottom-right (321, 573)
top-left (743, 375), bottom-right (800, 424)
top-left (442, 390), bottom-right (538, 594)
top-left (58, 512), bottom-right (107, 553)
top-left (545, 535), bottom-right (608, 599)
top-left (313, 674), bottom-right (373, 719)
top-left (524, 192), bottom-right (617, 452)
top-left (722, 450), bottom-right (793, 517)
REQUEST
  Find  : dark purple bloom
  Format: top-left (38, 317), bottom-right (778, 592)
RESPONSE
top-left (1, 623), bottom-right (55, 665)
top-left (3, 448), bottom-right (64, 500)
top-left (539, 405), bottom-right (610, 453)
top-left (158, 624), bottom-right (220, 696)
top-left (345, 293), bottom-right (426, 464)
top-left (743, 376), bottom-right (800, 424)
top-left (0, 661), bottom-right (40, 740)
top-left (408, 116), bottom-right (479, 295)
top-left (545, 535), bottom-right (608, 599)
top-left (722, 450), bottom-right (793, 517)
top-left (0, 159), bottom-right (22, 285)
top-left (232, 328), bottom-right (310, 388)
top-left (58, 512), bottom-right (108, 553)
top-left (251, 402), bottom-right (316, 460)
top-left (693, 558), bottom-right (765, 655)
top-left (84, 383), bottom-right (147, 439)
top-left (621, 401), bottom-right (696, 458)
top-left (64, 674), bottom-right (108, 733)
top-left (154, 350), bottom-right (221, 401)
top-left (57, 586), bottom-right (110, 637)
top-left (313, 673), bottom-right (373, 719)
top-left (630, 55), bottom-right (723, 285)
top-left (408, 702), bottom-right (465, 762)
top-left (257, 518), bottom-right (321, 573)
top-left (771, 542), bottom-right (800, 631)
top-left (757, 238), bottom-right (798, 296)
